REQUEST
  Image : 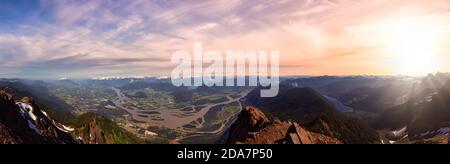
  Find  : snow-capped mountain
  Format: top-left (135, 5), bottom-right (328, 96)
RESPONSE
top-left (91, 76), bottom-right (153, 80)
top-left (0, 91), bottom-right (78, 144)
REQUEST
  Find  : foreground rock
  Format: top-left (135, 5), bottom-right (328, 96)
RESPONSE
top-left (0, 91), bottom-right (77, 144)
top-left (226, 106), bottom-right (341, 144)
top-left (70, 112), bottom-right (145, 144)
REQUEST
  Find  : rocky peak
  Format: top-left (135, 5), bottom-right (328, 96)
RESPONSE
top-left (226, 106), bottom-right (341, 144)
top-left (0, 90), bottom-right (77, 144)
top-left (286, 122), bottom-right (341, 144)
top-left (225, 106), bottom-right (270, 144)
top-left (0, 91), bottom-right (14, 104)
top-left (70, 112), bottom-right (144, 144)
top-left (242, 106), bottom-right (270, 130)
top-left (72, 113), bottom-right (107, 144)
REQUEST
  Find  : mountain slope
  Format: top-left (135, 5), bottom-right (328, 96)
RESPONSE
top-left (0, 80), bottom-right (75, 123)
top-left (70, 113), bottom-right (145, 144)
top-left (246, 86), bottom-right (380, 144)
top-left (247, 86), bottom-right (343, 122)
top-left (373, 80), bottom-right (450, 140)
top-left (0, 91), bottom-right (77, 144)
top-left (0, 123), bottom-right (18, 144)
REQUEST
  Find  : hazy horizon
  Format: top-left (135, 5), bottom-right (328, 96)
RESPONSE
top-left (2, 72), bottom-right (449, 81)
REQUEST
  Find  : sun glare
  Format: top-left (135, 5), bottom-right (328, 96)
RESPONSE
top-left (385, 19), bottom-right (443, 76)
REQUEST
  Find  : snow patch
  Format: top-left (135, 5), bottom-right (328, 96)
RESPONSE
top-left (62, 125), bottom-right (75, 132)
top-left (437, 127), bottom-right (450, 134)
top-left (424, 96), bottom-right (433, 102)
top-left (16, 102), bottom-right (37, 121)
top-left (41, 110), bottom-right (48, 117)
top-left (157, 76), bottom-right (169, 80)
top-left (421, 92), bottom-right (438, 103)
top-left (92, 76), bottom-right (150, 80)
top-left (15, 102), bottom-right (74, 135)
top-left (392, 126), bottom-right (407, 137)
top-left (17, 106), bottom-right (26, 118)
top-left (27, 120), bottom-right (40, 134)
top-left (144, 130), bottom-right (158, 136)
top-left (105, 105), bottom-right (116, 109)
top-left (52, 120), bottom-right (74, 133)
top-left (412, 127), bottom-right (450, 138)
top-left (15, 102), bottom-right (42, 134)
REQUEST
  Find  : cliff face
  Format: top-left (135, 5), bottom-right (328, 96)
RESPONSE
top-left (288, 122), bottom-right (342, 144)
top-left (226, 106), bottom-right (341, 144)
top-left (0, 91), bottom-right (77, 144)
top-left (226, 106), bottom-right (270, 144)
top-left (72, 115), bottom-right (107, 144)
top-left (70, 113), bottom-right (144, 144)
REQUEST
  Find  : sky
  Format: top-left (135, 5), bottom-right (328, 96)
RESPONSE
top-left (0, 0), bottom-right (449, 79)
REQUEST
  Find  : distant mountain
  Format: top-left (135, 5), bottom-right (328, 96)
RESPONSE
top-left (338, 83), bottom-right (415, 113)
top-left (53, 79), bottom-right (80, 87)
top-left (373, 80), bottom-right (450, 140)
top-left (70, 113), bottom-right (145, 144)
top-left (247, 86), bottom-right (342, 122)
top-left (284, 76), bottom-right (396, 97)
top-left (282, 74), bottom-right (450, 114)
top-left (86, 76), bottom-right (167, 87)
top-left (226, 106), bottom-right (341, 144)
top-left (245, 86), bottom-right (380, 144)
top-left (340, 74), bottom-right (450, 113)
top-left (0, 91), bottom-right (77, 144)
top-left (120, 81), bottom-right (178, 91)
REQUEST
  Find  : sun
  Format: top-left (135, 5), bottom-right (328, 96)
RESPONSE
top-left (385, 19), bottom-right (443, 76)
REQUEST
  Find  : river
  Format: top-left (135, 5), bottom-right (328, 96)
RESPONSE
top-left (111, 87), bottom-right (245, 133)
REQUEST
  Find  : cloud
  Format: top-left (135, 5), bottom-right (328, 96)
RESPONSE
top-left (23, 54), bottom-right (162, 69)
top-left (0, 0), bottom-right (449, 78)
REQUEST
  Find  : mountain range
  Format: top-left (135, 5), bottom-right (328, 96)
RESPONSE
top-left (1, 74), bottom-right (450, 144)
top-left (243, 85), bottom-right (380, 144)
